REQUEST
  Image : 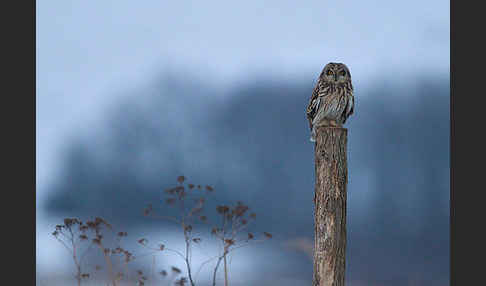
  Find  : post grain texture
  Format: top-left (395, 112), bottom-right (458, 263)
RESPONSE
top-left (313, 126), bottom-right (348, 286)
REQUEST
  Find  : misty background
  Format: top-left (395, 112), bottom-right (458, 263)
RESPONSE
top-left (36, 1), bottom-right (449, 285)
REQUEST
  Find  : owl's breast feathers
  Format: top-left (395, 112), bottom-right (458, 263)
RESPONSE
top-left (306, 82), bottom-right (353, 129)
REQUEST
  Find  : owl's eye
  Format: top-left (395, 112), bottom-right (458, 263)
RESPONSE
top-left (326, 70), bottom-right (333, 76)
top-left (339, 70), bottom-right (346, 76)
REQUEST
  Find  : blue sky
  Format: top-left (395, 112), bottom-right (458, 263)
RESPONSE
top-left (36, 0), bottom-right (449, 198)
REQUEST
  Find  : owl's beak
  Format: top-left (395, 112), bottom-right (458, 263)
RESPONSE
top-left (334, 74), bottom-right (338, 81)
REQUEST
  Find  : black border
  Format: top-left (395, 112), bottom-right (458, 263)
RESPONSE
top-left (4, 0), bottom-right (35, 285)
top-left (451, 0), bottom-right (485, 285)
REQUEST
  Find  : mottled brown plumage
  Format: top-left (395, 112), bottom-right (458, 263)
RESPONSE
top-left (306, 63), bottom-right (354, 142)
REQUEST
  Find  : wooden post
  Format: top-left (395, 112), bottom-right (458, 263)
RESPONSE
top-left (312, 126), bottom-right (348, 286)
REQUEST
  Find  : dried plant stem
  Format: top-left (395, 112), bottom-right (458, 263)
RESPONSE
top-left (212, 254), bottom-right (224, 286)
top-left (196, 239), bottom-right (262, 282)
top-left (67, 228), bottom-right (83, 286)
top-left (184, 228), bottom-right (196, 286)
top-left (211, 245), bottom-right (232, 286)
top-left (223, 246), bottom-right (229, 286)
top-left (144, 177), bottom-right (271, 286)
top-left (73, 250), bottom-right (82, 286)
top-left (97, 243), bottom-right (117, 286)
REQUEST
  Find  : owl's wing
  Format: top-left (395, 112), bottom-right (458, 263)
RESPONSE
top-left (306, 83), bottom-right (321, 130)
top-left (342, 94), bottom-right (354, 124)
top-left (347, 95), bottom-right (354, 116)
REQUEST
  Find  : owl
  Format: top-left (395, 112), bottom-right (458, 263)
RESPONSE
top-left (306, 62), bottom-right (354, 142)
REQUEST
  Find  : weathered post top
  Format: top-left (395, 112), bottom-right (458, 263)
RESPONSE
top-left (313, 126), bottom-right (348, 286)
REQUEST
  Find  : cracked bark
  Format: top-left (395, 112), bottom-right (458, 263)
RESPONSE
top-left (313, 126), bottom-right (347, 286)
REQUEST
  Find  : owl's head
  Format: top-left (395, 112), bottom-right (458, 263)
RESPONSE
top-left (320, 62), bottom-right (351, 84)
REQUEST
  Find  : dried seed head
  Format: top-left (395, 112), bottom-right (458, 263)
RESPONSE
top-left (225, 239), bottom-right (235, 246)
top-left (177, 176), bottom-right (186, 184)
top-left (205, 185), bottom-right (214, 192)
top-left (263, 232), bottom-right (273, 239)
top-left (138, 238), bottom-right (147, 245)
top-left (248, 233), bottom-right (254, 240)
top-left (175, 277), bottom-right (188, 285)
top-left (95, 217), bottom-right (111, 228)
top-left (217, 205), bottom-right (229, 214)
top-left (234, 203), bottom-right (249, 217)
top-left (192, 238), bottom-right (201, 243)
top-left (124, 251), bottom-right (133, 263)
top-left (159, 270), bottom-right (167, 276)
top-left (64, 218), bottom-right (74, 227)
top-left (171, 266), bottom-right (181, 273)
top-left (86, 221), bottom-right (97, 229)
